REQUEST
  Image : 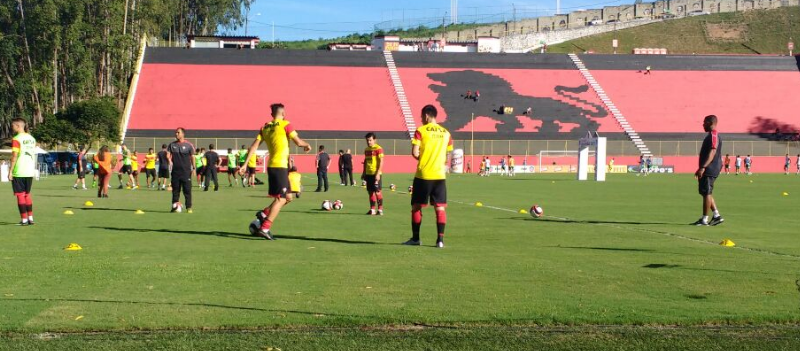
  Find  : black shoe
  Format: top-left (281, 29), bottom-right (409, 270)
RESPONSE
top-left (366, 209), bottom-right (376, 215)
top-left (27, 220), bottom-right (34, 225)
top-left (402, 238), bottom-right (421, 246)
top-left (17, 221), bottom-right (29, 226)
top-left (255, 229), bottom-right (274, 240)
top-left (709, 216), bottom-right (724, 226)
top-left (691, 218), bottom-right (709, 226)
top-left (117, 185), bottom-right (123, 189)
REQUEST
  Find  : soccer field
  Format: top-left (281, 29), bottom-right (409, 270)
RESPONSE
top-left (1, 173), bottom-right (799, 349)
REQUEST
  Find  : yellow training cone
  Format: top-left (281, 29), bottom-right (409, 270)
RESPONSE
top-left (719, 239), bottom-right (735, 247)
top-left (64, 243), bottom-right (83, 251)
top-left (475, 202), bottom-right (483, 207)
top-left (63, 210), bottom-right (74, 215)
top-left (519, 209), bottom-right (528, 214)
top-left (782, 192), bottom-right (789, 196)
top-left (135, 210), bottom-right (145, 215)
top-left (84, 201), bottom-right (94, 207)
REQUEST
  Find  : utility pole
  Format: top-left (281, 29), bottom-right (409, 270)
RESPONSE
top-left (272, 21), bottom-right (275, 45)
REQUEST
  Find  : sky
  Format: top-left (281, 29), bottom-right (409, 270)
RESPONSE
top-left (238, 0), bottom-right (630, 41)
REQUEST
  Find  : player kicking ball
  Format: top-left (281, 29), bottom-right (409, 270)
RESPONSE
top-left (362, 132), bottom-right (385, 215)
top-left (245, 103), bottom-right (311, 240)
top-left (404, 105), bottom-right (453, 248)
top-left (692, 115), bottom-right (724, 226)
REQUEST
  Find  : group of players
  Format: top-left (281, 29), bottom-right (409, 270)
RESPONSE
top-left (477, 156), bottom-right (516, 176)
top-left (20, 103), bottom-right (451, 246)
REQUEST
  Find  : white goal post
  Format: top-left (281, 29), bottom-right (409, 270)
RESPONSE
top-left (577, 131), bottom-right (607, 182)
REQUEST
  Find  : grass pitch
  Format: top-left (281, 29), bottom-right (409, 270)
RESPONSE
top-left (1, 172), bottom-right (799, 349)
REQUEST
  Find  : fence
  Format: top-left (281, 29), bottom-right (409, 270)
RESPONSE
top-left (120, 138), bottom-right (800, 157)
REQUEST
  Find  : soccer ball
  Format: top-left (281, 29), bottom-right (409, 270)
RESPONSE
top-left (361, 180), bottom-right (367, 187)
top-left (172, 202), bottom-right (183, 213)
top-left (529, 205), bottom-right (544, 218)
top-left (408, 185), bottom-right (413, 194)
top-left (389, 184), bottom-right (396, 191)
top-left (249, 219), bottom-right (261, 235)
top-left (321, 200), bottom-right (333, 211)
top-left (333, 200), bottom-right (343, 210)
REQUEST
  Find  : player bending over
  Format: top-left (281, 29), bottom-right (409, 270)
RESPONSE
top-left (362, 132), bottom-right (385, 215)
top-left (692, 115), bottom-right (724, 227)
top-left (246, 103), bottom-right (311, 240)
top-left (405, 105), bottom-right (453, 248)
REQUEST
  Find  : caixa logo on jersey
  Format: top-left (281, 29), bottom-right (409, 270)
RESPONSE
top-left (627, 165), bottom-right (675, 173)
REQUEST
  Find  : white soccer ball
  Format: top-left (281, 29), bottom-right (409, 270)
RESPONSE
top-left (249, 219), bottom-right (261, 235)
top-left (408, 185), bottom-right (414, 194)
top-left (389, 184), bottom-right (396, 191)
top-left (333, 200), bottom-right (343, 210)
top-left (173, 202), bottom-right (183, 213)
top-left (529, 205), bottom-right (544, 218)
top-left (321, 200), bottom-right (333, 211)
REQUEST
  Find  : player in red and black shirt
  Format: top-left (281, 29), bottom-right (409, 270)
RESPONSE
top-left (692, 115), bottom-right (724, 226)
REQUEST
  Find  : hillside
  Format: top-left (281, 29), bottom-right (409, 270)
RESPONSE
top-left (548, 7), bottom-right (800, 55)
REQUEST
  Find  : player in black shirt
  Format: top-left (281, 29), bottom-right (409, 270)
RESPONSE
top-left (692, 115), bottom-right (724, 226)
top-left (156, 144), bottom-right (170, 191)
top-left (167, 128), bottom-right (196, 212)
top-left (203, 144), bottom-right (221, 192)
top-left (315, 145), bottom-right (330, 192)
top-left (342, 149), bottom-right (354, 186)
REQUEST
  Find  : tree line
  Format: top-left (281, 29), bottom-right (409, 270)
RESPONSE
top-left (0, 0), bottom-right (253, 142)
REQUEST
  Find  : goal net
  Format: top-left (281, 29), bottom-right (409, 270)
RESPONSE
top-left (538, 150), bottom-right (594, 173)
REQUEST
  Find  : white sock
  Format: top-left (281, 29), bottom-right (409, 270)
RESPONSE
top-left (702, 215), bottom-right (709, 223)
top-left (27, 216), bottom-right (33, 222)
top-left (713, 210), bottom-right (720, 218)
top-left (21, 218), bottom-right (28, 223)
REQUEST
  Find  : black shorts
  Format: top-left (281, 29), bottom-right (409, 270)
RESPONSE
top-left (158, 168), bottom-right (170, 179)
top-left (364, 174), bottom-right (382, 192)
top-left (196, 166), bottom-right (205, 175)
top-left (146, 169), bottom-right (157, 178)
top-left (77, 168), bottom-right (85, 179)
top-left (267, 167), bottom-right (289, 198)
top-left (698, 176), bottom-right (717, 196)
top-left (227, 167), bottom-right (237, 175)
top-left (411, 178), bottom-right (447, 207)
top-left (238, 161), bottom-right (246, 168)
top-left (12, 177), bottom-right (33, 193)
top-left (247, 167), bottom-right (257, 176)
top-left (120, 165), bottom-right (132, 174)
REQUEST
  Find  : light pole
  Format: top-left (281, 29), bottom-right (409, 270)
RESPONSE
top-left (245, 12), bottom-right (261, 36)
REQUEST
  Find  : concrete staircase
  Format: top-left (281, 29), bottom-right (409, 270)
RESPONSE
top-left (568, 53), bottom-right (653, 157)
top-left (383, 51), bottom-right (417, 138)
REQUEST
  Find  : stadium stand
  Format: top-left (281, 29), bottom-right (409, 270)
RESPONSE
top-left (127, 49), bottom-right (408, 139)
top-left (581, 54), bottom-right (800, 140)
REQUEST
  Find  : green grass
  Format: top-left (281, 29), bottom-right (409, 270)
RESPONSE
top-left (1, 172), bottom-right (800, 348)
top-left (549, 7), bottom-right (800, 55)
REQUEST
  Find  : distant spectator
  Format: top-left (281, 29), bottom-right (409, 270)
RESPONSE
top-left (338, 149), bottom-right (346, 185)
top-left (525, 107), bottom-right (532, 115)
top-left (645, 65), bottom-right (652, 75)
top-left (465, 90), bottom-right (472, 100)
top-left (474, 90), bottom-right (480, 102)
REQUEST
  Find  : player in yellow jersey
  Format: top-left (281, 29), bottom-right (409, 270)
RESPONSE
top-left (405, 105), bottom-right (453, 248)
top-left (144, 148), bottom-right (157, 188)
top-left (8, 118), bottom-right (37, 225)
top-left (244, 103), bottom-right (311, 240)
top-left (130, 151), bottom-right (140, 189)
top-left (362, 132), bottom-right (385, 215)
top-left (508, 155), bottom-right (515, 177)
top-left (246, 152), bottom-right (258, 187)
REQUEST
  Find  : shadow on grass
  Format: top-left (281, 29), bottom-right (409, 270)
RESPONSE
top-left (643, 263), bottom-right (771, 275)
top-left (90, 226), bottom-right (260, 240)
top-left (6, 297), bottom-right (371, 319)
top-left (68, 207), bottom-right (173, 214)
top-left (90, 226), bottom-right (393, 245)
top-left (553, 246), bottom-right (656, 253)
top-left (500, 217), bottom-right (677, 225)
top-left (0, 221), bottom-right (22, 226)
